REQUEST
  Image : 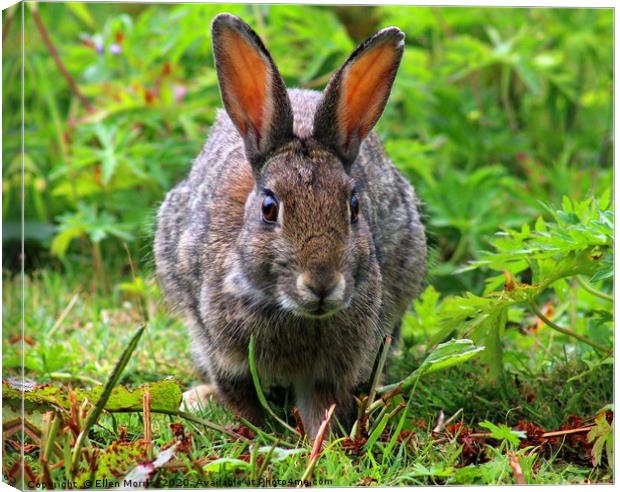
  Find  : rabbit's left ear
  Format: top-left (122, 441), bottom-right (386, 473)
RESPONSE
top-left (212, 13), bottom-right (294, 170)
top-left (313, 28), bottom-right (405, 167)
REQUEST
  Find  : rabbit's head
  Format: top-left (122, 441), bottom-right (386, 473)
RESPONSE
top-left (212, 14), bottom-right (404, 318)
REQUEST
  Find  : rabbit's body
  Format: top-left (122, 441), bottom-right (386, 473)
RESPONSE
top-left (155, 15), bottom-right (426, 437)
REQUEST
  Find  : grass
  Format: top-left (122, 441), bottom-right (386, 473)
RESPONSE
top-left (2, 268), bottom-right (613, 486)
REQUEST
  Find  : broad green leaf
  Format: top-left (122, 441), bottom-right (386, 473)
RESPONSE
top-left (418, 339), bottom-right (486, 375)
top-left (379, 339), bottom-right (484, 393)
top-left (2, 379), bottom-right (182, 413)
top-left (471, 306), bottom-right (508, 385)
top-left (89, 379), bottom-right (183, 412)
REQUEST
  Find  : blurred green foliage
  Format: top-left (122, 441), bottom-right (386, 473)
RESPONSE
top-left (2, 3), bottom-right (612, 296)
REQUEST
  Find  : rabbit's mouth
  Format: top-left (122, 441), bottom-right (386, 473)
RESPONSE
top-left (299, 302), bottom-right (345, 320)
top-left (277, 290), bottom-right (348, 320)
top-left (280, 295), bottom-right (348, 319)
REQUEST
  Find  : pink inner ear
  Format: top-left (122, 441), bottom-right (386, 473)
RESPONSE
top-left (218, 28), bottom-right (272, 141)
top-left (338, 41), bottom-right (399, 145)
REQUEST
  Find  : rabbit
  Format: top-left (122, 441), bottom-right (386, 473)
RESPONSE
top-left (154, 13), bottom-right (427, 439)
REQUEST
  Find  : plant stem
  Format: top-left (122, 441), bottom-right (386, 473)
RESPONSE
top-left (143, 388), bottom-right (152, 455)
top-left (366, 405), bottom-right (389, 439)
top-left (351, 336), bottom-right (393, 438)
top-left (576, 276), bottom-right (613, 302)
top-left (379, 369), bottom-right (423, 395)
top-left (349, 396), bottom-right (366, 440)
top-left (528, 301), bottom-right (607, 353)
top-left (108, 407), bottom-right (244, 441)
top-left (450, 234), bottom-right (469, 265)
top-left (29, 3), bottom-right (94, 112)
top-left (42, 412), bottom-right (61, 461)
top-left (123, 242), bottom-right (150, 322)
top-left (367, 398), bottom-right (385, 414)
top-left (542, 426), bottom-right (594, 438)
top-left (252, 4), bottom-right (267, 42)
top-left (468, 425), bottom-right (595, 440)
top-left (367, 336), bottom-right (392, 412)
top-left (162, 410), bottom-right (241, 440)
top-left (500, 64), bottom-right (518, 132)
top-left (299, 404), bottom-right (336, 485)
top-left (47, 291), bottom-right (80, 338)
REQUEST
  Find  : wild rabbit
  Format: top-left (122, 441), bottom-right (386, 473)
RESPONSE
top-left (154, 13), bottom-right (426, 438)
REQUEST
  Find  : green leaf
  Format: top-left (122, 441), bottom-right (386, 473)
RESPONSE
top-left (51, 225), bottom-right (84, 258)
top-left (379, 339), bottom-right (485, 393)
top-left (89, 379), bottom-right (183, 412)
top-left (588, 412), bottom-right (613, 468)
top-left (3, 381), bottom-right (71, 412)
top-left (471, 306), bottom-right (508, 385)
top-left (401, 463), bottom-right (456, 479)
top-left (479, 420), bottom-right (525, 448)
top-left (364, 411), bottom-right (390, 451)
top-left (401, 285), bottom-right (441, 345)
top-left (2, 379), bottom-right (183, 413)
top-left (467, 194), bottom-right (612, 282)
top-left (418, 339), bottom-right (486, 375)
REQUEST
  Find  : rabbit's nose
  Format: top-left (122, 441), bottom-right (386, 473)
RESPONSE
top-left (297, 272), bottom-right (345, 302)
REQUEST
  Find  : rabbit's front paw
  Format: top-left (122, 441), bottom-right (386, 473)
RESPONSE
top-left (181, 384), bottom-right (217, 412)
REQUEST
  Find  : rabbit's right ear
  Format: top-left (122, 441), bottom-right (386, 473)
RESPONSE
top-left (212, 14), bottom-right (294, 171)
top-left (313, 27), bottom-right (405, 168)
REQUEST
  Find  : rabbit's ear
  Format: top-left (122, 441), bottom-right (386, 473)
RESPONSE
top-left (313, 27), bottom-right (404, 167)
top-left (212, 14), bottom-right (294, 170)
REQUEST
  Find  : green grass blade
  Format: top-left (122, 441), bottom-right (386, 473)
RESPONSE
top-left (365, 410), bottom-right (390, 452)
top-left (383, 405), bottom-right (409, 463)
top-left (248, 336), bottom-right (298, 435)
top-left (69, 325), bottom-right (145, 475)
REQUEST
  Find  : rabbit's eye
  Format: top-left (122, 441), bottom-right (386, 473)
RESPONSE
top-left (350, 193), bottom-right (360, 224)
top-left (262, 193), bottom-right (279, 224)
